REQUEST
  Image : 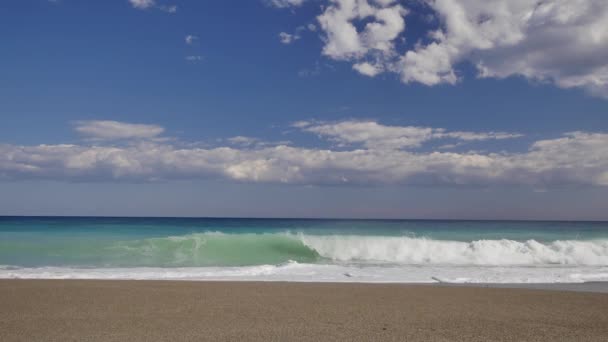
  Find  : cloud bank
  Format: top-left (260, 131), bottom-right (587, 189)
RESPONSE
top-left (275, 0), bottom-right (608, 97)
top-left (1, 120), bottom-right (607, 188)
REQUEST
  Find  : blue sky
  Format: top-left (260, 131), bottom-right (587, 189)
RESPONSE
top-left (1, 0), bottom-right (608, 219)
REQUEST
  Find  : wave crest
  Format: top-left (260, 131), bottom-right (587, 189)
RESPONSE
top-left (110, 232), bottom-right (320, 267)
top-left (113, 233), bottom-right (608, 267)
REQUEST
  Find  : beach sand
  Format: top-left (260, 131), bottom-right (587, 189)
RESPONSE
top-left (1, 280), bottom-right (608, 341)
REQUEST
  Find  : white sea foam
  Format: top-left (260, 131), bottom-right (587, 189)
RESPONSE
top-left (1, 263), bottom-right (608, 284)
top-left (298, 235), bottom-right (608, 266)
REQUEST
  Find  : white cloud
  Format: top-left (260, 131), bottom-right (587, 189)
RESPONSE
top-left (317, 0), bottom-right (407, 61)
top-left (0, 128), bottom-right (605, 187)
top-left (267, 0), bottom-right (307, 8)
top-left (353, 62), bottom-right (382, 77)
top-left (286, 0), bottom-right (608, 97)
top-left (128, 0), bottom-right (176, 13)
top-left (398, 0), bottom-right (608, 95)
top-left (3, 120), bottom-right (607, 188)
top-left (279, 32), bottom-right (299, 44)
top-left (185, 35), bottom-right (198, 45)
top-left (227, 136), bottom-right (292, 148)
top-left (129, 0), bottom-right (155, 9)
top-left (73, 120), bottom-right (164, 140)
top-left (299, 120), bottom-right (522, 149)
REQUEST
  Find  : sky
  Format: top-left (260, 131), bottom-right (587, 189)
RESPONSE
top-left (1, 0), bottom-right (607, 220)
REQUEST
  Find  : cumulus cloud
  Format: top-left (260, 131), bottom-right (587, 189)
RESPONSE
top-left (399, 0), bottom-right (608, 95)
top-left (281, 0), bottom-right (608, 97)
top-left (317, 0), bottom-right (407, 61)
top-left (73, 120), bottom-right (165, 140)
top-left (1, 120), bottom-right (607, 187)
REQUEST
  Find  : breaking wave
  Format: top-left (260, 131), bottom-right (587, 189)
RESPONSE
top-left (3, 232), bottom-right (608, 267)
top-left (300, 235), bottom-right (608, 266)
top-left (107, 233), bottom-right (608, 267)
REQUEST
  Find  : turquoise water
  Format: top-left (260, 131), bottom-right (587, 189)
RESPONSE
top-left (1, 217), bottom-right (607, 267)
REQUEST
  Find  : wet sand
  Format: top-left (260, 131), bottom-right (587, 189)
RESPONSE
top-left (1, 280), bottom-right (608, 341)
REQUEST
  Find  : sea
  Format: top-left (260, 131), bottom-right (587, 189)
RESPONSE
top-left (1, 216), bottom-right (607, 284)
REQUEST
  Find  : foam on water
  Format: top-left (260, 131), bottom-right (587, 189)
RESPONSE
top-left (2, 262), bottom-right (608, 283)
top-left (299, 235), bottom-right (608, 266)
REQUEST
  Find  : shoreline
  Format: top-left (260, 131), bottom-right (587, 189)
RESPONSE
top-left (2, 277), bottom-right (608, 293)
top-left (1, 279), bottom-right (608, 341)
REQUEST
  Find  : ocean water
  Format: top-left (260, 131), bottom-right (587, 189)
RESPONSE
top-left (1, 217), bottom-right (608, 283)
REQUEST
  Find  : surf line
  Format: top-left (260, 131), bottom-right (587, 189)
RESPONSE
top-left (431, 276), bottom-right (451, 284)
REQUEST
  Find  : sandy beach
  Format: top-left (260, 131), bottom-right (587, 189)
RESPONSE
top-left (0, 280), bottom-right (607, 341)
